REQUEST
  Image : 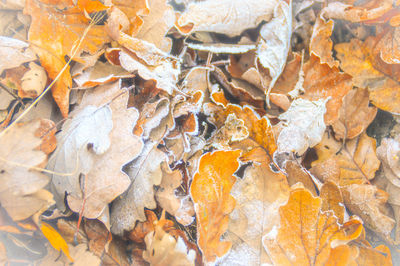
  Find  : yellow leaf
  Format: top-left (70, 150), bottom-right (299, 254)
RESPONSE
top-left (40, 222), bottom-right (73, 262)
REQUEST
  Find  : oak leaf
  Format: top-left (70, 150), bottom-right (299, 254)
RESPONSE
top-left (0, 120), bottom-right (53, 221)
top-left (190, 150), bottom-right (240, 264)
top-left (0, 36), bottom-right (36, 74)
top-left (263, 187), bottom-right (363, 265)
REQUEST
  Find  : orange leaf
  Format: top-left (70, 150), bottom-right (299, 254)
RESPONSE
top-left (41, 222), bottom-right (73, 261)
top-left (263, 187), bottom-right (363, 265)
top-left (24, 0), bottom-right (110, 117)
top-left (310, 16), bottom-right (338, 68)
top-left (190, 150), bottom-right (240, 263)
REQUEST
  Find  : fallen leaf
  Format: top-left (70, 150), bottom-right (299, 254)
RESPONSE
top-left (257, 0), bottom-right (291, 98)
top-left (310, 15), bottom-right (338, 68)
top-left (24, 0), bottom-right (111, 117)
top-left (335, 37), bottom-right (400, 114)
top-left (0, 36), bottom-right (36, 74)
top-left (135, 0), bottom-right (175, 52)
top-left (20, 62), bottom-right (47, 98)
top-left (376, 26), bottom-right (400, 64)
top-left (332, 87), bottom-right (377, 140)
top-left (223, 142), bottom-right (289, 265)
top-left (277, 98), bottom-right (328, 155)
top-left (285, 161), bottom-right (317, 196)
top-left (190, 150), bottom-right (240, 264)
top-left (0, 120), bottom-right (53, 221)
top-left (312, 132), bottom-right (380, 186)
top-left (342, 183), bottom-right (395, 236)
top-left (68, 243), bottom-right (100, 266)
top-left (40, 222), bottom-right (73, 261)
top-left (263, 187), bottom-right (363, 265)
top-left (176, 0), bottom-right (278, 36)
top-left (143, 223), bottom-right (196, 266)
top-left (320, 181), bottom-right (345, 224)
top-left (110, 141), bottom-right (166, 235)
top-left (301, 55), bottom-right (353, 125)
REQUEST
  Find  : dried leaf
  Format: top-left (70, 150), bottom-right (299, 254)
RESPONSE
top-left (48, 105), bottom-right (113, 212)
top-left (320, 181), bottom-right (345, 224)
top-left (176, 0), bottom-right (278, 36)
top-left (20, 62), bottom-right (47, 98)
top-left (257, 0), bottom-right (291, 97)
top-left (312, 132), bottom-right (380, 186)
top-left (277, 98), bottom-right (327, 155)
top-left (24, 0), bottom-right (110, 117)
top-left (335, 37), bottom-right (400, 114)
top-left (263, 187), bottom-right (363, 265)
top-left (41, 222), bottom-right (73, 261)
top-left (110, 142), bottom-right (166, 235)
top-left (332, 87), bottom-right (377, 140)
top-left (190, 150), bottom-right (240, 264)
top-left (310, 16), bottom-right (338, 68)
top-left (301, 55), bottom-right (353, 125)
top-left (0, 120), bottom-right (53, 221)
top-left (376, 27), bottom-right (400, 64)
top-left (0, 36), bottom-right (36, 74)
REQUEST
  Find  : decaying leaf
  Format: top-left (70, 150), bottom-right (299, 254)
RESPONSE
top-left (20, 62), bottom-right (47, 98)
top-left (190, 150), bottom-right (240, 264)
top-left (277, 98), bottom-right (327, 155)
top-left (0, 120), bottom-right (53, 221)
top-left (263, 187), bottom-right (363, 265)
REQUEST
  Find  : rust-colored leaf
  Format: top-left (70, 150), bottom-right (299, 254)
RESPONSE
top-left (190, 150), bottom-right (240, 264)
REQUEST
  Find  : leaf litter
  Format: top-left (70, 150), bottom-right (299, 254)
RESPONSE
top-left (1, 0), bottom-right (400, 265)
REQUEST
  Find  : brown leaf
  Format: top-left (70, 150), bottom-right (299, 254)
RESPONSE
top-left (24, 0), bottom-right (111, 117)
top-left (310, 16), bottom-right (338, 68)
top-left (176, 0), bottom-right (278, 36)
top-left (0, 37), bottom-right (36, 75)
top-left (263, 187), bottom-right (364, 265)
top-left (301, 55), bottom-right (353, 125)
top-left (285, 161), bottom-right (317, 196)
top-left (335, 37), bottom-right (400, 114)
top-left (320, 181), bottom-right (345, 224)
top-left (376, 26), bottom-right (400, 64)
top-left (312, 132), bottom-right (380, 186)
top-left (0, 120), bottom-right (53, 221)
top-left (190, 150), bottom-right (240, 264)
top-left (332, 87), bottom-right (377, 140)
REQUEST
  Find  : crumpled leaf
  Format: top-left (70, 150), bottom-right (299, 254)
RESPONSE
top-left (263, 187), bottom-right (364, 265)
top-left (257, 0), bottom-right (291, 98)
top-left (40, 222), bottom-right (73, 262)
top-left (277, 98), bottom-right (328, 155)
top-left (48, 105), bottom-right (113, 213)
top-left (376, 26), bottom-right (400, 64)
top-left (176, 0), bottom-right (278, 36)
top-left (0, 36), bottom-right (36, 74)
top-left (0, 120), bottom-right (53, 221)
top-left (110, 141), bottom-right (166, 235)
top-left (190, 150), bottom-right (240, 264)
top-left (332, 87), bottom-right (377, 140)
top-left (143, 222), bottom-right (196, 266)
top-left (335, 37), bottom-right (400, 114)
top-left (24, 0), bottom-right (111, 117)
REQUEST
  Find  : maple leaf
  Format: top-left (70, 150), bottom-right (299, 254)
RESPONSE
top-left (24, 0), bottom-right (110, 117)
top-left (190, 150), bottom-right (241, 264)
top-left (263, 187), bottom-right (364, 265)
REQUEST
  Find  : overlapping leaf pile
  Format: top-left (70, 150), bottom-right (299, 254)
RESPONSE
top-left (1, 0), bottom-right (400, 264)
